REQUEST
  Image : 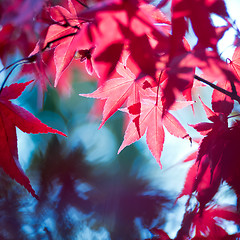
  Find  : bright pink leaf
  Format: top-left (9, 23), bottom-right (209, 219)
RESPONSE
top-left (118, 98), bottom-right (188, 167)
top-left (79, 0), bottom-right (169, 81)
top-left (43, 0), bottom-right (82, 86)
top-left (80, 60), bottom-right (151, 129)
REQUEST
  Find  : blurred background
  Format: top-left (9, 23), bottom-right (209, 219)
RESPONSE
top-left (1, 0), bottom-right (240, 239)
top-left (0, 66), bottom-right (180, 240)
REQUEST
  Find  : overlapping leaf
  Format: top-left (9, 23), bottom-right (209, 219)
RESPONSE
top-left (163, 50), bottom-right (239, 113)
top-left (220, 120), bottom-right (240, 203)
top-left (43, 0), bottom-right (82, 86)
top-left (178, 98), bottom-right (228, 209)
top-left (80, 56), bottom-right (154, 128)
top-left (78, 0), bottom-right (169, 81)
top-left (189, 205), bottom-right (240, 239)
top-left (171, 0), bottom-right (227, 53)
top-left (175, 204), bottom-right (240, 239)
top-left (118, 97), bottom-right (189, 167)
top-left (148, 205), bottom-right (240, 239)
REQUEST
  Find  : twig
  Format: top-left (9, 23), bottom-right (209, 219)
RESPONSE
top-left (0, 25), bottom-right (79, 92)
top-left (194, 74), bottom-right (240, 104)
top-left (74, 0), bottom-right (89, 8)
top-left (44, 227), bottom-right (53, 240)
top-left (41, 32), bottom-right (78, 52)
top-left (0, 62), bottom-right (28, 93)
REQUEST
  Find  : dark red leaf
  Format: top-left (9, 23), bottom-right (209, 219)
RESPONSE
top-left (0, 81), bottom-right (66, 198)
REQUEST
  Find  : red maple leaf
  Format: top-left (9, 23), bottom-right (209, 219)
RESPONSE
top-left (190, 205), bottom-right (240, 239)
top-left (177, 98), bottom-right (229, 209)
top-left (43, 0), bottom-right (83, 86)
top-left (78, 0), bottom-right (169, 82)
top-left (81, 52), bottom-right (190, 166)
top-left (185, 105), bottom-right (240, 213)
top-left (163, 53), bottom-right (195, 111)
top-left (195, 101), bottom-right (228, 180)
top-left (220, 120), bottom-right (240, 205)
top-left (177, 156), bottom-right (222, 211)
top-left (80, 55), bottom-right (155, 129)
top-left (189, 97), bottom-right (227, 136)
top-left (0, 81), bottom-right (66, 198)
top-left (194, 51), bottom-right (239, 115)
top-left (148, 205), bottom-right (240, 239)
top-left (176, 205), bottom-right (240, 239)
top-left (171, 0), bottom-right (227, 55)
top-left (139, 3), bottom-right (171, 25)
top-left (163, 50), bottom-right (238, 113)
top-left (118, 97), bottom-right (190, 168)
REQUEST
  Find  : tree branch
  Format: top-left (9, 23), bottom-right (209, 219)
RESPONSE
top-left (194, 74), bottom-right (240, 104)
top-left (0, 62), bottom-right (30, 93)
top-left (74, 0), bottom-right (89, 8)
top-left (0, 30), bottom-right (78, 93)
top-left (41, 32), bottom-right (78, 52)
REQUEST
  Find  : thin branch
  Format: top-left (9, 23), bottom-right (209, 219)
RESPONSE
top-left (155, 71), bottom-right (163, 106)
top-left (0, 5), bottom-right (89, 94)
top-left (54, 7), bottom-right (81, 29)
top-left (41, 32), bottom-right (77, 52)
top-left (44, 227), bottom-right (53, 240)
top-left (0, 56), bottom-right (35, 75)
top-left (224, 17), bottom-right (240, 36)
top-left (74, 0), bottom-right (89, 8)
top-left (0, 63), bottom-right (25, 93)
top-left (228, 113), bottom-right (240, 119)
top-left (194, 74), bottom-right (240, 104)
top-left (0, 29), bottom-right (78, 92)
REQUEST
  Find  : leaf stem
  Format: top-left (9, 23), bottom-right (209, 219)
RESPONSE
top-left (0, 8), bottom-right (89, 93)
top-left (0, 63), bottom-right (23, 93)
top-left (44, 227), bottom-right (53, 240)
top-left (0, 57), bottom-right (33, 75)
top-left (41, 32), bottom-right (78, 52)
top-left (228, 113), bottom-right (240, 119)
top-left (194, 74), bottom-right (240, 104)
top-left (155, 71), bottom-right (163, 106)
top-left (0, 30), bottom-right (78, 92)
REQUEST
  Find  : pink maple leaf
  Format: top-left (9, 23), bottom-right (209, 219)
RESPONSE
top-left (80, 56), bottom-right (153, 129)
top-left (118, 97), bottom-right (189, 168)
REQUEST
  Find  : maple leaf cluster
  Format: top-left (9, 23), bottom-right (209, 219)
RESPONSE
top-left (1, 0), bottom-right (240, 238)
